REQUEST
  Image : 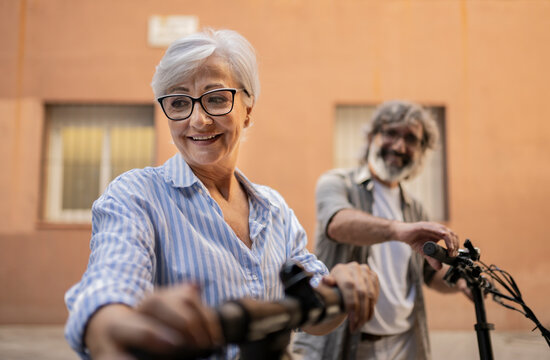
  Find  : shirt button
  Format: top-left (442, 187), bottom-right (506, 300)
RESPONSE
top-left (251, 274), bottom-right (258, 280)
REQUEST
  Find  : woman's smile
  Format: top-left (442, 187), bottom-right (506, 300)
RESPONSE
top-left (188, 133), bottom-right (223, 144)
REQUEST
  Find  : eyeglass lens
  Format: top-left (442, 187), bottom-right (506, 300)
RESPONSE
top-left (162, 89), bottom-right (234, 120)
top-left (382, 129), bottom-right (421, 147)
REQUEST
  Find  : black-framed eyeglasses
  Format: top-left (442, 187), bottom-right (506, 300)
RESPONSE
top-left (157, 88), bottom-right (247, 121)
top-left (380, 128), bottom-right (423, 148)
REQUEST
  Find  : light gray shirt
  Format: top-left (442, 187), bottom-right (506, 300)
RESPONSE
top-left (292, 166), bottom-right (436, 360)
top-left (362, 179), bottom-right (415, 335)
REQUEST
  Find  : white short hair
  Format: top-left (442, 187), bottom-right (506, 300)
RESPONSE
top-left (151, 28), bottom-right (260, 106)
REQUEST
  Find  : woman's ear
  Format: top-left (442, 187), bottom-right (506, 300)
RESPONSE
top-left (244, 106), bottom-right (253, 128)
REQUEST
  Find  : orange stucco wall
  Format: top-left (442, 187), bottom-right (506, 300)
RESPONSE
top-left (1, 0), bottom-right (549, 332)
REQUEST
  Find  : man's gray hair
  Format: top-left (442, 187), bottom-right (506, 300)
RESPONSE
top-left (151, 28), bottom-right (260, 107)
top-left (362, 100), bottom-right (439, 162)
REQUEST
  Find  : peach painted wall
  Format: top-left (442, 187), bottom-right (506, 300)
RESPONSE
top-left (1, 0), bottom-right (549, 332)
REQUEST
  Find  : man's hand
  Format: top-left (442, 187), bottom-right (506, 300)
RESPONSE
top-left (391, 221), bottom-right (459, 270)
top-left (428, 266), bottom-right (474, 301)
top-left (456, 278), bottom-right (474, 301)
top-left (327, 210), bottom-right (459, 270)
top-left (84, 284), bottom-right (223, 360)
top-left (322, 262), bottom-right (380, 332)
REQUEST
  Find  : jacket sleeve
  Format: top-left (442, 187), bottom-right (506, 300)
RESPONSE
top-left (315, 169), bottom-right (356, 241)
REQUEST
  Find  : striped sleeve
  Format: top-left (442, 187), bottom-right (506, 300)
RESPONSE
top-left (64, 172), bottom-right (157, 357)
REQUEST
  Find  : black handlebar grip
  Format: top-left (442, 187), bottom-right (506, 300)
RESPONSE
top-left (422, 241), bottom-right (458, 266)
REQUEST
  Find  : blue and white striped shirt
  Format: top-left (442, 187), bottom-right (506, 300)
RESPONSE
top-left (64, 153), bottom-right (328, 359)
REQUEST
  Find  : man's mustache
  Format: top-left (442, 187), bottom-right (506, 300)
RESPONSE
top-left (379, 148), bottom-right (411, 166)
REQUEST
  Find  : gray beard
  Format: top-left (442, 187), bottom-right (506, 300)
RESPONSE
top-left (367, 143), bottom-right (425, 183)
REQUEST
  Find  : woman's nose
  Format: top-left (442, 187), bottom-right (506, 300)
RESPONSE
top-left (188, 102), bottom-right (213, 128)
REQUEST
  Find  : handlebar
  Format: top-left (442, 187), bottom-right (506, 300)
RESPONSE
top-left (132, 261), bottom-right (345, 360)
top-left (219, 261), bottom-right (344, 344)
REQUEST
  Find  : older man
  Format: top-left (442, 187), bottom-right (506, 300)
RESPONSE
top-left (293, 100), bottom-right (469, 360)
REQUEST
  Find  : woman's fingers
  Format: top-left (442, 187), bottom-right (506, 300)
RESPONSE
top-left (137, 284), bottom-right (223, 350)
top-left (85, 304), bottom-right (184, 360)
top-left (108, 312), bottom-right (185, 355)
top-left (87, 285), bottom-right (223, 360)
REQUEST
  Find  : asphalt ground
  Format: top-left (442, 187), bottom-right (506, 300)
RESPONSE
top-left (0, 325), bottom-right (548, 359)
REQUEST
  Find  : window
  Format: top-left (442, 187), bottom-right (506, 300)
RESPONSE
top-left (43, 105), bottom-right (155, 223)
top-left (334, 105), bottom-right (448, 221)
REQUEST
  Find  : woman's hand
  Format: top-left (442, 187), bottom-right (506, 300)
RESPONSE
top-left (137, 284), bottom-right (223, 350)
top-left (322, 262), bottom-right (380, 332)
top-left (84, 284), bottom-right (223, 360)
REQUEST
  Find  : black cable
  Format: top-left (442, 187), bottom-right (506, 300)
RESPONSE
top-left (422, 240), bottom-right (549, 348)
top-left (478, 260), bottom-right (550, 348)
top-left (481, 263), bottom-right (519, 300)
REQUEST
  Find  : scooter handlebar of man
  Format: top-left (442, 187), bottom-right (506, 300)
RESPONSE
top-left (423, 241), bottom-right (478, 267)
top-left (423, 241), bottom-right (459, 266)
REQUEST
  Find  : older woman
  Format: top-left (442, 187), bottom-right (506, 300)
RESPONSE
top-left (65, 29), bottom-right (379, 360)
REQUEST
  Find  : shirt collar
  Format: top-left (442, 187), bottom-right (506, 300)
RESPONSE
top-left (234, 170), bottom-right (273, 212)
top-left (163, 153), bottom-right (200, 188)
top-left (162, 153), bottom-right (274, 211)
top-left (354, 165), bottom-right (412, 205)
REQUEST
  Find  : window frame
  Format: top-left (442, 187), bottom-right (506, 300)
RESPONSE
top-left (42, 104), bottom-right (155, 224)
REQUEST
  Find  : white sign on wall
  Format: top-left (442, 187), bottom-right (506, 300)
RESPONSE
top-left (148, 15), bottom-right (199, 47)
